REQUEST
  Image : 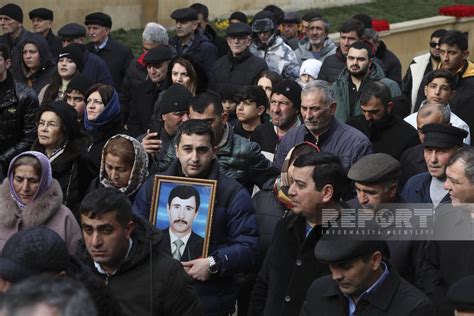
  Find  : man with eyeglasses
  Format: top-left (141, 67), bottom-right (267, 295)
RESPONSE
top-left (209, 22), bottom-right (267, 95)
top-left (0, 43), bottom-right (38, 178)
top-left (402, 29), bottom-right (447, 112)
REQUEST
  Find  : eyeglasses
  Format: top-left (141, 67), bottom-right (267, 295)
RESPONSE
top-left (429, 41), bottom-right (440, 48)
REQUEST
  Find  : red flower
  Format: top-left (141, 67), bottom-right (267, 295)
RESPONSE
top-left (439, 5), bottom-right (474, 18)
top-left (372, 19), bottom-right (390, 32)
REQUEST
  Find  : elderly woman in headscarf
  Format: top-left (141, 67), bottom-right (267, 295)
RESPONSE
top-left (88, 134), bottom-right (149, 203)
top-left (0, 151), bottom-right (82, 254)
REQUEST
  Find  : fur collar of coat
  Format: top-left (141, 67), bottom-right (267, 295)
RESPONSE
top-left (0, 179), bottom-right (63, 229)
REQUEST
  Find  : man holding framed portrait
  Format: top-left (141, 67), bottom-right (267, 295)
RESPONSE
top-left (133, 119), bottom-right (259, 316)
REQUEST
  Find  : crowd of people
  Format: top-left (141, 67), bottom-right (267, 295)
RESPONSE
top-left (0, 1), bottom-right (474, 316)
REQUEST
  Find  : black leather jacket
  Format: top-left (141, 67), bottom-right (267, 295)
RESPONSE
top-left (0, 75), bottom-right (39, 172)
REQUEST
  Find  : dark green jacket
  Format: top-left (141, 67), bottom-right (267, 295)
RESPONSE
top-left (332, 62), bottom-right (401, 122)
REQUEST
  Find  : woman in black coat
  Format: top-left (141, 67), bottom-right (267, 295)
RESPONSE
top-left (82, 83), bottom-right (125, 189)
top-left (31, 100), bottom-right (90, 217)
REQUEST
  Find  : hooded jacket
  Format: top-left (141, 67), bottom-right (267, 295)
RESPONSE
top-left (295, 37), bottom-right (337, 64)
top-left (0, 27), bottom-right (37, 81)
top-left (0, 151), bottom-right (81, 255)
top-left (76, 216), bottom-right (202, 316)
top-left (18, 34), bottom-right (55, 94)
top-left (333, 61), bottom-right (401, 122)
top-left (250, 36), bottom-right (300, 79)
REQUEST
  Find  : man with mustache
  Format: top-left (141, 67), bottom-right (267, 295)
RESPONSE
top-left (332, 41), bottom-right (400, 122)
top-left (402, 123), bottom-right (467, 206)
top-left (162, 184), bottom-right (204, 262)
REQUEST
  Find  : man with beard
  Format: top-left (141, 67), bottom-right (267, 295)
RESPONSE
top-left (402, 123), bottom-right (467, 206)
top-left (346, 81), bottom-right (419, 159)
top-left (402, 29), bottom-right (447, 112)
top-left (251, 79), bottom-right (302, 159)
top-left (295, 13), bottom-right (336, 64)
top-left (274, 80), bottom-right (372, 171)
top-left (332, 41), bottom-right (400, 122)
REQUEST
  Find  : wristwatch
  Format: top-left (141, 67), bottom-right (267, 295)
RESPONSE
top-left (208, 256), bottom-right (219, 274)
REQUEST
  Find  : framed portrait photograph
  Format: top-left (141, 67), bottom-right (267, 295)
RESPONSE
top-left (150, 175), bottom-right (217, 261)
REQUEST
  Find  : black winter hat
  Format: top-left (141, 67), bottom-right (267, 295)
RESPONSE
top-left (29, 8), bottom-right (53, 21)
top-left (84, 12), bottom-right (112, 28)
top-left (143, 45), bottom-right (172, 65)
top-left (0, 227), bottom-right (70, 283)
top-left (67, 74), bottom-right (94, 96)
top-left (170, 8), bottom-right (198, 22)
top-left (271, 79), bottom-right (302, 109)
top-left (422, 123), bottom-right (468, 149)
top-left (0, 3), bottom-right (23, 23)
top-left (58, 44), bottom-right (84, 72)
top-left (229, 11), bottom-right (247, 24)
top-left (160, 83), bottom-right (193, 115)
top-left (57, 23), bottom-right (86, 39)
top-left (40, 100), bottom-right (82, 139)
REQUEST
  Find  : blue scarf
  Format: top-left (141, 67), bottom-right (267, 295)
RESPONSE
top-left (83, 89), bottom-right (121, 131)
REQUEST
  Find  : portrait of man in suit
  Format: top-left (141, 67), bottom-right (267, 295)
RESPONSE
top-left (163, 185), bottom-right (204, 261)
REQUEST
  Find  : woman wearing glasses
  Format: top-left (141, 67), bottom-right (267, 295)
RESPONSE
top-left (31, 100), bottom-right (89, 217)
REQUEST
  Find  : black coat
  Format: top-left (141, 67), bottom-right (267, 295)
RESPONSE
top-left (317, 48), bottom-right (346, 84)
top-left (76, 216), bottom-right (202, 316)
top-left (160, 229), bottom-right (204, 262)
top-left (86, 36), bottom-right (134, 92)
top-left (250, 122), bottom-right (279, 155)
top-left (120, 54), bottom-right (148, 123)
top-left (45, 29), bottom-right (62, 58)
top-left (209, 49), bottom-right (268, 94)
top-left (204, 25), bottom-right (229, 58)
top-left (127, 79), bottom-right (167, 137)
top-left (300, 261), bottom-right (435, 316)
top-left (0, 76), bottom-right (39, 175)
top-left (448, 61), bottom-right (474, 133)
top-left (399, 144), bottom-right (427, 187)
top-left (31, 135), bottom-right (89, 216)
top-left (376, 41), bottom-right (402, 86)
top-left (248, 213), bottom-right (331, 316)
top-left (346, 113), bottom-right (420, 160)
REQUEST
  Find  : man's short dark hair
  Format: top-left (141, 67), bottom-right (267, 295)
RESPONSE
top-left (424, 69), bottom-right (456, 91)
top-left (176, 119), bottom-right (217, 147)
top-left (80, 188), bottom-right (132, 227)
top-left (439, 30), bottom-right (468, 51)
top-left (292, 152), bottom-right (348, 201)
top-left (448, 147), bottom-right (474, 184)
top-left (339, 19), bottom-right (365, 39)
top-left (168, 185), bottom-right (201, 213)
top-left (360, 81), bottom-right (391, 108)
top-left (190, 91), bottom-right (224, 116)
top-left (234, 85), bottom-right (269, 111)
top-left (431, 29), bottom-right (447, 39)
top-left (0, 44), bottom-right (10, 60)
top-left (190, 3), bottom-right (208, 20)
top-left (348, 41), bottom-right (373, 59)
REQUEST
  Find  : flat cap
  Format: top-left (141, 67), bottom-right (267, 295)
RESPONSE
top-left (302, 11), bottom-right (323, 22)
top-left (315, 236), bottom-right (387, 264)
top-left (272, 79), bottom-right (302, 109)
top-left (170, 8), bottom-right (198, 22)
top-left (0, 3), bottom-right (23, 23)
top-left (348, 153), bottom-right (400, 183)
top-left (160, 83), bottom-right (193, 115)
top-left (143, 45), bottom-right (172, 65)
top-left (84, 12), bottom-right (112, 28)
top-left (0, 227), bottom-right (70, 283)
top-left (229, 11), bottom-right (247, 24)
top-left (422, 123), bottom-right (467, 149)
top-left (57, 23), bottom-right (86, 39)
top-left (282, 12), bottom-right (301, 24)
top-left (29, 8), bottom-right (53, 20)
top-left (448, 275), bottom-right (474, 312)
top-left (226, 22), bottom-right (252, 37)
